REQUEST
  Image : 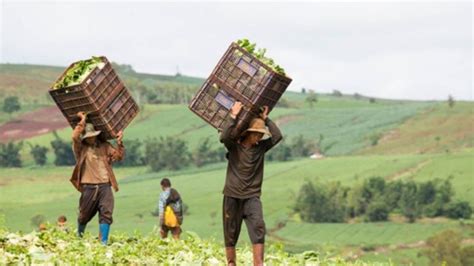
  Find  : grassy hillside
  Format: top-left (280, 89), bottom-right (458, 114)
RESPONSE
top-left (16, 98), bottom-right (433, 166)
top-left (1, 150), bottom-right (473, 265)
top-left (359, 102), bottom-right (474, 155)
top-left (1, 63), bottom-right (473, 265)
top-left (0, 63), bottom-right (203, 104)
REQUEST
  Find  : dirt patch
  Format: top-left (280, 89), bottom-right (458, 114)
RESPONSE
top-left (386, 159), bottom-right (431, 181)
top-left (378, 129), bottom-right (401, 143)
top-left (0, 106), bottom-right (69, 143)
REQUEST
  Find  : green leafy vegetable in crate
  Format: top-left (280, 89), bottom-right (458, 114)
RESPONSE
top-left (53, 56), bottom-right (105, 90)
top-left (236, 39), bottom-right (286, 76)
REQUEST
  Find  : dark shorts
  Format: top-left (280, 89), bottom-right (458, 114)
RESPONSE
top-left (161, 224), bottom-right (182, 236)
top-left (223, 196), bottom-right (266, 247)
top-left (78, 183), bottom-right (114, 225)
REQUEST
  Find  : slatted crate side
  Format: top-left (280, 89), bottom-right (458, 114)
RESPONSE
top-left (50, 63), bottom-right (117, 113)
top-left (90, 89), bottom-right (139, 139)
top-left (61, 80), bottom-right (124, 119)
top-left (189, 79), bottom-right (261, 133)
top-left (189, 81), bottom-right (221, 129)
top-left (49, 57), bottom-right (130, 128)
top-left (211, 43), bottom-right (290, 108)
top-left (189, 42), bottom-right (292, 134)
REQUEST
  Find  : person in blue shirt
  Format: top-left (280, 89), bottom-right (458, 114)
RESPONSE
top-left (158, 178), bottom-right (183, 239)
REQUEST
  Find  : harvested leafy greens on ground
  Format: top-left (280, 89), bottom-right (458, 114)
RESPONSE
top-left (0, 227), bottom-right (377, 265)
top-left (236, 39), bottom-right (286, 76)
top-left (53, 56), bottom-right (105, 90)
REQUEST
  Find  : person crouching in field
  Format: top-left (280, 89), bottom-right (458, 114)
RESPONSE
top-left (57, 215), bottom-right (68, 232)
top-left (70, 111), bottom-right (125, 245)
top-left (158, 178), bottom-right (184, 240)
top-left (220, 102), bottom-right (282, 266)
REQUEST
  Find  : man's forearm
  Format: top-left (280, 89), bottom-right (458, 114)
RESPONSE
top-left (266, 118), bottom-right (282, 144)
top-left (220, 117), bottom-right (237, 144)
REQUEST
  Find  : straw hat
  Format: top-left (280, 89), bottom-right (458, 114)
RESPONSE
top-left (243, 118), bottom-right (271, 138)
top-left (81, 123), bottom-right (101, 140)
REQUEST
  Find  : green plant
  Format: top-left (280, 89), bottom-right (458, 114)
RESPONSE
top-left (115, 139), bottom-right (144, 167)
top-left (50, 131), bottom-right (75, 166)
top-left (366, 200), bottom-right (390, 222)
top-left (445, 201), bottom-right (472, 219)
top-left (2, 96), bottom-right (21, 115)
top-left (236, 39), bottom-right (286, 75)
top-left (53, 56), bottom-right (104, 89)
top-left (0, 141), bottom-right (23, 167)
top-left (145, 136), bottom-right (191, 171)
top-left (0, 229), bottom-right (353, 265)
top-left (30, 144), bottom-right (48, 166)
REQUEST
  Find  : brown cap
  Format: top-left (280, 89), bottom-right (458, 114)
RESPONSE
top-left (244, 118), bottom-right (271, 137)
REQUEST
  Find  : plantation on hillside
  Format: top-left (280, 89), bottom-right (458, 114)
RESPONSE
top-left (1, 63), bottom-right (473, 266)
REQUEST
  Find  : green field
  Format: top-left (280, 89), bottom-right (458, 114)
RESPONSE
top-left (17, 99), bottom-right (434, 165)
top-left (1, 150), bottom-right (473, 265)
top-left (1, 63), bottom-right (474, 265)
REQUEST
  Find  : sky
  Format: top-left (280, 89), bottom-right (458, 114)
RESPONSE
top-left (1, 0), bottom-right (472, 100)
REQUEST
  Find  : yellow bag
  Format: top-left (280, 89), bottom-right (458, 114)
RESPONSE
top-left (164, 205), bottom-right (178, 227)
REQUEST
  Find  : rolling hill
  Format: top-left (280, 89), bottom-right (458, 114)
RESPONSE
top-left (1, 63), bottom-right (473, 265)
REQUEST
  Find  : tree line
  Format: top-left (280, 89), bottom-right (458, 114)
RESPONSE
top-left (1, 134), bottom-right (321, 169)
top-left (294, 176), bottom-right (472, 223)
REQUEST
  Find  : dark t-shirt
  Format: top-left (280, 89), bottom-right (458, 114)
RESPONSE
top-left (220, 117), bottom-right (282, 199)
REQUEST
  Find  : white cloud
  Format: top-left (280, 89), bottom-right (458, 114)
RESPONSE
top-left (1, 1), bottom-right (472, 100)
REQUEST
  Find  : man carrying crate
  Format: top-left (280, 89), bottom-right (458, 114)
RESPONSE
top-left (220, 102), bottom-right (282, 266)
top-left (70, 111), bottom-right (125, 245)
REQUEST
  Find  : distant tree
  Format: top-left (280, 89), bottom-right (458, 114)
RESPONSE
top-left (294, 181), bottom-right (318, 222)
top-left (417, 180), bottom-right (437, 205)
top-left (294, 181), bottom-right (347, 223)
top-left (399, 181), bottom-right (419, 222)
top-left (0, 141), bottom-right (23, 167)
top-left (306, 90), bottom-right (318, 108)
top-left (301, 87), bottom-right (306, 94)
top-left (30, 144), bottom-right (48, 166)
top-left (445, 201), bottom-right (472, 219)
top-left (369, 98), bottom-right (376, 104)
top-left (366, 199), bottom-right (390, 222)
top-left (346, 183), bottom-right (367, 217)
top-left (422, 178), bottom-right (454, 217)
top-left (369, 133), bottom-right (382, 146)
top-left (2, 96), bottom-right (21, 116)
top-left (354, 93), bottom-right (362, 99)
top-left (438, 177), bottom-right (454, 205)
top-left (448, 95), bottom-right (455, 108)
top-left (332, 90), bottom-right (343, 97)
top-left (291, 135), bottom-right (315, 158)
top-left (326, 181), bottom-right (349, 222)
top-left (145, 136), bottom-right (190, 171)
top-left (192, 137), bottom-right (221, 167)
top-left (50, 131), bottom-right (75, 166)
top-left (116, 139), bottom-right (144, 167)
top-left (267, 141), bottom-right (292, 161)
top-left (363, 176), bottom-right (386, 199)
top-left (384, 180), bottom-right (404, 211)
